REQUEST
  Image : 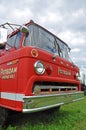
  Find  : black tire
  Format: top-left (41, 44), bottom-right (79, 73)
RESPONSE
top-left (0, 107), bottom-right (8, 127)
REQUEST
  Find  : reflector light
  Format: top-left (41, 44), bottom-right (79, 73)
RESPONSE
top-left (31, 49), bottom-right (38, 57)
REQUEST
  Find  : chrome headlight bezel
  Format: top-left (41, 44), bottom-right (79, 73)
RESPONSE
top-left (34, 61), bottom-right (45, 75)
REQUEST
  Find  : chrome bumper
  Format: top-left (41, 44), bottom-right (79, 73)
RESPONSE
top-left (23, 91), bottom-right (84, 113)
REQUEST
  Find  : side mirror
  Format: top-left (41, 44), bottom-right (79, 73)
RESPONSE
top-left (20, 25), bottom-right (29, 37)
top-left (0, 28), bottom-right (7, 49)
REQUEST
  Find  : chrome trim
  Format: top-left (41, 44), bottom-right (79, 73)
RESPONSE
top-left (73, 97), bottom-right (84, 102)
top-left (23, 91), bottom-right (83, 98)
top-left (23, 91), bottom-right (84, 113)
top-left (23, 103), bottom-right (64, 113)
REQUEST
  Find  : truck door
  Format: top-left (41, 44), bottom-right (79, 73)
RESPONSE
top-left (0, 31), bottom-right (21, 108)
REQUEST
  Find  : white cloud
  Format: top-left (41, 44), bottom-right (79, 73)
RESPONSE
top-left (11, 8), bottom-right (33, 24)
top-left (0, 4), bottom-right (5, 13)
top-left (47, 12), bottom-right (63, 23)
top-left (58, 30), bottom-right (86, 48)
top-left (38, 11), bottom-right (63, 25)
top-left (0, 0), bottom-right (86, 68)
top-left (58, 31), bottom-right (73, 43)
top-left (72, 9), bottom-right (85, 18)
top-left (71, 48), bottom-right (80, 53)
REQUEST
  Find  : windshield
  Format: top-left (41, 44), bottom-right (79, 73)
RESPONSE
top-left (24, 24), bottom-right (71, 62)
top-left (6, 31), bottom-right (22, 50)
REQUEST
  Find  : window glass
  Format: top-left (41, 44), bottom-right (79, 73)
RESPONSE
top-left (24, 25), bottom-right (56, 53)
top-left (24, 24), bottom-right (71, 62)
top-left (6, 31), bottom-right (21, 49)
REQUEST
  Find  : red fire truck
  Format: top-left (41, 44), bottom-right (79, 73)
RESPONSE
top-left (0, 20), bottom-right (84, 125)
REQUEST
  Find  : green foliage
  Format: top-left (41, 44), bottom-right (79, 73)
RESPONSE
top-left (2, 97), bottom-right (86, 130)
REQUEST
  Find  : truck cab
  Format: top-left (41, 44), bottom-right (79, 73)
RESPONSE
top-left (0, 20), bottom-right (84, 117)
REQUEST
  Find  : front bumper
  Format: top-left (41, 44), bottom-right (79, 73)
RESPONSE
top-left (23, 91), bottom-right (84, 113)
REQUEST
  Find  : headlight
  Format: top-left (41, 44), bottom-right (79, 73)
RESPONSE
top-left (34, 61), bottom-right (45, 75)
top-left (76, 72), bottom-right (80, 80)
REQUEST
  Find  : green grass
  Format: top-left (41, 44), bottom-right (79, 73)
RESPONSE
top-left (1, 96), bottom-right (86, 130)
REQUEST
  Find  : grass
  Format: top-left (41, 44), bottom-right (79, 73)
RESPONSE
top-left (1, 96), bottom-right (86, 130)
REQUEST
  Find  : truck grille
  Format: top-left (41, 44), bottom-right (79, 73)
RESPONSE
top-left (33, 82), bottom-right (78, 95)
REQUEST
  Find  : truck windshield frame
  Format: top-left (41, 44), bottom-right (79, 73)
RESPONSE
top-left (24, 23), bottom-right (71, 62)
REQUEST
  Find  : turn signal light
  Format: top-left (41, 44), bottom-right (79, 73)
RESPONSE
top-left (45, 65), bottom-right (52, 75)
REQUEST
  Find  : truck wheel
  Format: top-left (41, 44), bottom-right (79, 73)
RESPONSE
top-left (0, 107), bottom-right (8, 126)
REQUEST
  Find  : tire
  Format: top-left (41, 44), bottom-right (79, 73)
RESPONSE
top-left (0, 107), bottom-right (8, 127)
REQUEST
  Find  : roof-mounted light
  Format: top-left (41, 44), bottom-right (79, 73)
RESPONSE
top-left (20, 25), bottom-right (29, 37)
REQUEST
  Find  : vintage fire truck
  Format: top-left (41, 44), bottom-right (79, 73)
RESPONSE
top-left (0, 20), bottom-right (84, 125)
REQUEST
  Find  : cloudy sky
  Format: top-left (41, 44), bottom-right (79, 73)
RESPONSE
top-left (0, 0), bottom-right (86, 69)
